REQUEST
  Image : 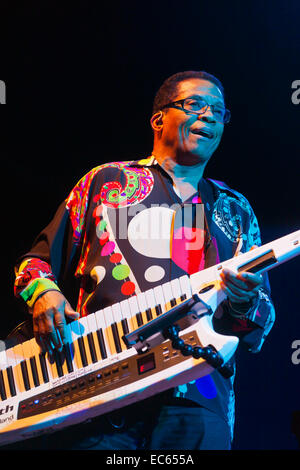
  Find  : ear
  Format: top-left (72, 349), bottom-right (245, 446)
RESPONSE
top-left (150, 111), bottom-right (164, 132)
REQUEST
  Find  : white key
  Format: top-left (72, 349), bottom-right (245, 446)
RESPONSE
top-left (153, 285), bottom-right (167, 314)
top-left (179, 275), bottom-right (192, 299)
top-left (0, 349), bottom-right (10, 399)
top-left (102, 307), bottom-right (117, 356)
top-left (5, 345), bottom-right (20, 395)
top-left (128, 296), bottom-right (141, 329)
top-left (162, 281), bottom-right (175, 305)
top-left (120, 299), bottom-right (135, 332)
top-left (170, 278), bottom-right (183, 300)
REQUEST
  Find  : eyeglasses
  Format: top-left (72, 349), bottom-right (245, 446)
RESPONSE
top-left (161, 96), bottom-right (231, 124)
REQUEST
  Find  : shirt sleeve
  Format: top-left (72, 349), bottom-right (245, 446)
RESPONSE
top-left (214, 200), bottom-right (276, 354)
top-left (14, 167), bottom-right (100, 310)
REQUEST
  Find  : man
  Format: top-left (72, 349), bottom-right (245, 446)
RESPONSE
top-left (13, 71), bottom-right (275, 450)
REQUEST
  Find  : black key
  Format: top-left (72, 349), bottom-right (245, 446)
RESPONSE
top-left (145, 308), bottom-right (153, 322)
top-left (63, 343), bottom-right (74, 373)
top-left (6, 366), bottom-right (16, 396)
top-left (136, 313), bottom-right (143, 327)
top-left (39, 352), bottom-right (49, 383)
top-left (77, 337), bottom-right (88, 367)
top-left (121, 319), bottom-right (129, 336)
top-left (155, 304), bottom-right (162, 315)
top-left (111, 323), bottom-right (122, 354)
top-left (54, 350), bottom-right (64, 377)
top-left (20, 360), bottom-right (30, 391)
top-left (29, 357), bottom-right (40, 387)
top-left (87, 333), bottom-right (98, 363)
top-left (0, 370), bottom-right (7, 400)
top-left (170, 298), bottom-right (177, 307)
top-left (96, 328), bottom-right (107, 359)
top-left (180, 294), bottom-right (187, 301)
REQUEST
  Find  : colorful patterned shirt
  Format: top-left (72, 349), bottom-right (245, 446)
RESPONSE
top-left (14, 155), bottom-right (275, 437)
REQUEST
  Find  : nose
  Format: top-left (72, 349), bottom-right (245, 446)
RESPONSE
top-left (197, 105), bottom-right (216, 123)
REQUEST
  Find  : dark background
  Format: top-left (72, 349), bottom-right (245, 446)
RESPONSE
top-left (1, 0), bottom-right (299, 449)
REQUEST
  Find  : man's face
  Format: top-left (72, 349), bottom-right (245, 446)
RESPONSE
top-left (158, 78), bottom-right (225, 166)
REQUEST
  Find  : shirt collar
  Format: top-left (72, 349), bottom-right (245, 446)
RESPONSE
top-left (127, 155), bottom-right (158, 167)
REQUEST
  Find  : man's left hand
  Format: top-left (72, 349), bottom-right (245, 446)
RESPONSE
top-left (220, 268), bottom-right (263, 305)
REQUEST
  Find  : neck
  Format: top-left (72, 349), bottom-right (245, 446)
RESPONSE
top-left (153, 151), bottom-right (207, 187)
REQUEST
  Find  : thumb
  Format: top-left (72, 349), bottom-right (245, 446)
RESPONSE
top-left (64, 301), bottom-right (80, 319)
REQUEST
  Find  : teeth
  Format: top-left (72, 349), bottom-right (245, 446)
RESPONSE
top-left (193, 129), bottom-right (212, 138)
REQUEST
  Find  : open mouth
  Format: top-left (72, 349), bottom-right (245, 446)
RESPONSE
top-left (191, 128), bottom-right (214, 139)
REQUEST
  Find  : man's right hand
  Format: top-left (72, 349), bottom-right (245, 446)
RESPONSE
top-left (32, 290), bottom-right (79, 354)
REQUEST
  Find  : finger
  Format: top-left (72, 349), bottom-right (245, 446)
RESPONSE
top-left (238, 271), bottom-right (263, 287)
top-left (54, 309), bottom-right (70, 346)
top-left (220, 281), bottom-right (255, 304)
top-left (64, 302), bottom-right (80, 320)
top-left (221, 277), bottom-right (261, 298)
top-left (221, 269), bottom-right (262, 290)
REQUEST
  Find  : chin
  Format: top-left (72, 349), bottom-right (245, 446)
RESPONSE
top-left (181, 151), bottom-right (212, 166)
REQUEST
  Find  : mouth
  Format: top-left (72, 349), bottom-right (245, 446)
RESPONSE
top-left (190, 128), bottom-right (214, 140)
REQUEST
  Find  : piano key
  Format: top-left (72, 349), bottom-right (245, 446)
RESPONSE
top-left (136, 292), bottom-right (151, 324)
top-left (76, 317), bottom-right (93, 366)
top-left (111, 323), bottom-right (122, 353)
top-left (5, 345), bottom-right (20, 395)
top-left (77, 336), bottom-right (88, 367)
top-left (29, 357), bottom-right (40, 386)
top-left (153, 285), bottom-right (167, 315)
top-left (96, 328), bottom-right (107, 359)
top-left (112, 303), bottom-right (127, 352)
top-left (21, 341), bottom-right (39, 389)
top-left (128, 296), bottom-right (141, 330)
top-left (69, 320), bottom-right (86, 370)
top-left (13, 342), bottom-right (33, 391)
top-left (12, 344), bottom-right (27, 393)
top-left (53, 350), bottom-right (64, 377)
top-left (121, 318), bottom-right (129, 336)
top-left (136, 312), bottom-right (143, 327)
top-left (28, 337), bottom-right (50, 385)
top-left (86, 313), bottom-right (102, 361)
top-left (0, 350), bottom-right (11, 399)
top-left (23, 338), bottom-right (42, 387)
top-left (128, 296), bottom-right (146, 328)
top-left (145, 308), bottom-right (153, 322)
top-left (102, 306), bottom-right (118, 356)
top-left (0, 369), bottom-right (6, 401)
top-left (39, 352), bottom-right (50, 383)
top-left (179, 275), bottom-right (192, 300)
top-left (162, 281), bottom-right (177, 310)
top-left (87, 333), bottom-right (97, 363)
top-left (170, 278), bottom-right (182, 300)
top-left (62, 343), bottom-right (74, 373)
top-left (6, 366), bottom-right (16, 396)
top-left (120, 299), bottom-right (136, 335)
top-left (20, 360), bottom-right (30, 391)
top-left (144, 289), bottom-right (158, 319)
top-left (94, 310), bottom-right (108, 359)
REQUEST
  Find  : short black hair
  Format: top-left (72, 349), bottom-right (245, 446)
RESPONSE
top-left (152, 70), bottom-right (225, 115)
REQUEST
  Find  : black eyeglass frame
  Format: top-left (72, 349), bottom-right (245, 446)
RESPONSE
top-left (160, 97), bottom-right (231, 124)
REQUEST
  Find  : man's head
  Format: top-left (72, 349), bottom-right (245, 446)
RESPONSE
top-left (151, 71), bottom-right (229, 167)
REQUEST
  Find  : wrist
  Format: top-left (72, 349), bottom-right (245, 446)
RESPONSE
top-left (20, 278), bottom-right (61, 309)
top-left (228, 298), bottom-right (254, 318)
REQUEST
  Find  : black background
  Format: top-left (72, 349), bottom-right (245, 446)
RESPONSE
top-left (1, 0), bottom-right (299, 449)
